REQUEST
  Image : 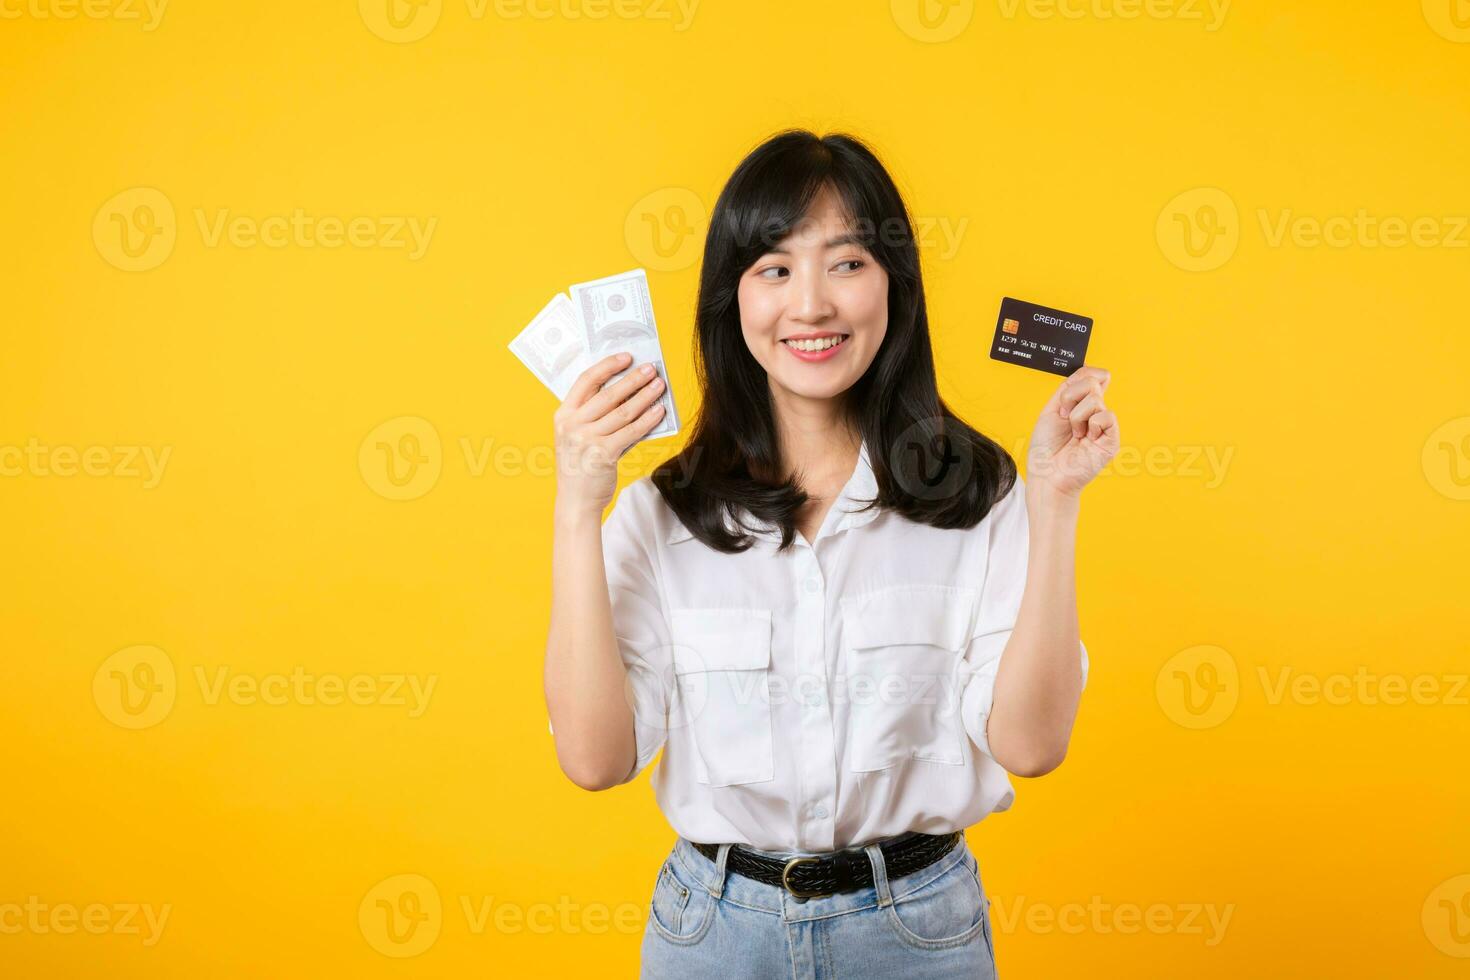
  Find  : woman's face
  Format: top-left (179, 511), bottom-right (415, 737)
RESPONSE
top-left (737, 185), bottom-right (889, 406)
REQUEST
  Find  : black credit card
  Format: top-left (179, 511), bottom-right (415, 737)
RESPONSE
top-left (989, 297), bottom-right (1093, 377)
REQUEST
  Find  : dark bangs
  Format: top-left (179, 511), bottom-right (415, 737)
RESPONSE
top-left (701, 132), bottom-right (920, 340)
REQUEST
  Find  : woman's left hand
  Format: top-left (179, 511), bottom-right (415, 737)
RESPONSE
top-left (1026, 366), bottom-right (1120, 499)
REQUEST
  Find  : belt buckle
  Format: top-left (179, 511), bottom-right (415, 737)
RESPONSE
top-left (781, 856), bottom-right (828, 901)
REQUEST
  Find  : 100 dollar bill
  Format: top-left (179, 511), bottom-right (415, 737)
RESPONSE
top-left (507, 268), bottom-right (680, 443)
top-left (567, 268), bottom-right (679, 440)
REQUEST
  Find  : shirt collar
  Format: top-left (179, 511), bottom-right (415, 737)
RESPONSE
top-left (667, 439), bottom-right (881, 546)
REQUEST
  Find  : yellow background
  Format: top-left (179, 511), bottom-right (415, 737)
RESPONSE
top-left (3, 0), bottom-right (1468, 976)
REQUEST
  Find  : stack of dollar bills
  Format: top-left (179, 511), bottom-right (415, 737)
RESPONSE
top-left (508, 267), bottom-right (679, 442)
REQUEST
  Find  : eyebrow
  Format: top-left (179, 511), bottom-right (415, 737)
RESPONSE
top-left (765, 232), bottom-right (866, 255)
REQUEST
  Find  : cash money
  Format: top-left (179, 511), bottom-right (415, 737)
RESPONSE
top-left (509, 268), bottom-right (680, 442)
top-left (568, 268), bottom-right (679, 439)
top-left (507, 293), bottom-right (592, 400)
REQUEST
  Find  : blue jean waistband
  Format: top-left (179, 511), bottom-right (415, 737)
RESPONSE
top-left (666, 833), bottom-right (976, 920)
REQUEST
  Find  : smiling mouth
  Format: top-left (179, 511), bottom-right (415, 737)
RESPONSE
top-left (780, 334), bottom-right (849, 352)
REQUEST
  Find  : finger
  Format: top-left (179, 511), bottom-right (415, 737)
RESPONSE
top-left (1087, 409), bottom-right (1120, 451)
top-left (592, 372), bottom-right (666, 436)
top-left (607, 401), bottom-right (667, 454)
top-left (564, 352), bottom-right (634, 409)
top-left (1067, 392), bottom-right (1105, 439)
top-left (1055, 367), bottom-right (1111, 416)
top-left (1059, 378), bottom-right (1105, 422)
top-left (580, 362), bottom-right (662, 425)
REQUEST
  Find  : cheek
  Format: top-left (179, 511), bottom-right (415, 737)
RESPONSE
top-left (850, 274), bottom-right (889, 333)
top-left (738, 281), bottom-right (780, 340)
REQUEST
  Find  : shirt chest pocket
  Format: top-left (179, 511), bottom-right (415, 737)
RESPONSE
top-left (669, 608), bottom-right (775, 787)
top-left (840, 586), bottom-right (978, 772)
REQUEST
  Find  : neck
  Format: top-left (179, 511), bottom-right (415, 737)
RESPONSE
top-left (769, 384), bottom-right (861, 487)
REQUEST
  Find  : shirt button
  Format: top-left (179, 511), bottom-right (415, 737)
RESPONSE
top-left (814, 804), bottom-right (829, 819)
top-left (803, 578), bottom-right (820, 595)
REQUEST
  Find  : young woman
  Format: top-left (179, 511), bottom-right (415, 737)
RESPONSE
top-left (544, 130), bottom-right (1118, 979)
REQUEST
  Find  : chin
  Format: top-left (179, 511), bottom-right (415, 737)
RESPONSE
top-left (772, 372), bottom-right (857, 402)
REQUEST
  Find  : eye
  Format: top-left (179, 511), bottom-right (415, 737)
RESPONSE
top-left (834, 259), bottom-right (865, 274)
top-left (756, 265), bottom-right (790, 281)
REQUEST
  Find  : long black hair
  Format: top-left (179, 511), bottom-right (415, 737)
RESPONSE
top-left (651, 129), bottom-right (1016, 552)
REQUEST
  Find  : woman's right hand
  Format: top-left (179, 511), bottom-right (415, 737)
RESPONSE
top-left (553, 352), bottom-right (667, 517)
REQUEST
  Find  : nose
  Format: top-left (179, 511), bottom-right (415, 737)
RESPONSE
top-left (788, 269), bottom-right (836, 325)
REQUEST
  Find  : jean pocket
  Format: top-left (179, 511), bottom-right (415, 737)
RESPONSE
top-left (648, 856), bottom-right (715, 945)
top-left (883, 855), bottom-right (990, 950)
top-left (840, 586), bottom-right (977, 771)
top-left (669, 608), bottom-right (774, 787)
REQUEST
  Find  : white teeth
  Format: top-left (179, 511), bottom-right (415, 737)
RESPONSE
top-left (783, 335), bottom-right (846, 352)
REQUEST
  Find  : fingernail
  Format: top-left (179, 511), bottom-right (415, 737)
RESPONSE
top-left (641, 363), bottom-right (655, 375)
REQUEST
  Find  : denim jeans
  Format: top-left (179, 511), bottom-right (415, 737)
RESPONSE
top-left (640, 835), bottom-right (997, 979)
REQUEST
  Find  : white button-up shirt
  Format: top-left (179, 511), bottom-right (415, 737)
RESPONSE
top-left (596, 439), bottom-right (1088, 853)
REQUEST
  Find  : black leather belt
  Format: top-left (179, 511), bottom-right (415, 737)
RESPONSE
top-left (691, 830), bottom-right (961, 901)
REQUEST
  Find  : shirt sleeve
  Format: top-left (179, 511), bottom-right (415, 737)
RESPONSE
top-left (959, 477), bottom-right (1090, 760)
top-left (598, 480), bottom-right (675, 784)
